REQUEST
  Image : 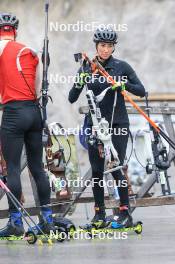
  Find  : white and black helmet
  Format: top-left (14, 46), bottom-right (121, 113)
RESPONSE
top-left (0, 12), bottom-right (19, 29)
top-left (93, 27), bottom-right (118, 44)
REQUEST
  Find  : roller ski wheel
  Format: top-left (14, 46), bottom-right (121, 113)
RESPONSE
top-left (24, 231), bottom-right (37, 245)
top-left (134, 221), bottom-right (143, 235)
top-left (56, 227), bottom-right (67, 242)
top-left (67, 224), bottom-right (76, 238)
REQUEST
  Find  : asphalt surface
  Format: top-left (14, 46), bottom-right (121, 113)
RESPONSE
top-left (0, 203), bottom-right (175, 264)
top-left (0, 168), bottom-right (175, 264)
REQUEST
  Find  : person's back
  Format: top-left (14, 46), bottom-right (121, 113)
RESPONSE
top-left (0, 12), bottom-right (55, 238)
top-left (0, 40), bottom-right (38, 104)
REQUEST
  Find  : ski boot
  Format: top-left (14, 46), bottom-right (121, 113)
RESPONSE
top-left (91, 206), bottom-right (108, 228)
top-left (111, 205), bottom-right (133, 229)
top-left (29, 208), bottom-right (57, 235)
top-left (0, 211), bottom-right (24, 237)
top-left (79, 206), bottom-right (107, 231)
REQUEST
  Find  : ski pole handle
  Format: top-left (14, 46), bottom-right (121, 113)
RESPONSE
top-left (0, 179), bottom-right (10, 192)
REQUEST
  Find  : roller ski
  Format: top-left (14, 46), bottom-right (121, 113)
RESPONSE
top-left (79, 206), bottom-right (111, 232)
top-left (0, 210), bottom-right (44, 245)
top-left (79, 206), bottom-right (143, 237)
top-left (27, 208), bottom-right (68, 243)
top-left (0, 178), bottom-right (65, 245)
top-left (109, 205), bottom-right (142, 234)
top-left (0, 213), bottom-right (67, 244)
top-left (0, 211), bottom-right (28, 243)
top-left (0, 217), bottom-right (38, 245)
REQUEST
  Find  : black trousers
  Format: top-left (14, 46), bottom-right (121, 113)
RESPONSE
top-left (1, 100), bottom-right (51, 212)
top-left (88, 124), bottom-right (129, 208)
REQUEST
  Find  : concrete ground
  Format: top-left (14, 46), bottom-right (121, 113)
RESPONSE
top-left (0, 168), bottom-right (175, 264)
top-left (0, 203), bottom-right (175, 264)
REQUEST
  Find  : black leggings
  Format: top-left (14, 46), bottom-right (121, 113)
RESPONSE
top-left (1, 100), bottom-right (51, 212)
top-left (88, 124), bottom-right (129, 207)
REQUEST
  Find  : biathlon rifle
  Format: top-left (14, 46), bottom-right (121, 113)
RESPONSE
top-left (41, 0), bottom-right (50, 146)
top-left (145, 92), bottom-right (170, 172)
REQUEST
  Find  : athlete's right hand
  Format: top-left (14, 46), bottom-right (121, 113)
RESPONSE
top-left (75, 71), bottom-right (91, 89)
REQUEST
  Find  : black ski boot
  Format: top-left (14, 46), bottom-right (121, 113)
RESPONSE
top-left (91, 206), bottom-right (107, 228)
top-left (111, 205), bottom-right (133, 229)
top-left (0, 212), bottom-right (24, 237)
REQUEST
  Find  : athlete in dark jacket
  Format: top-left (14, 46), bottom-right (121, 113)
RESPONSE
top-left (69, 27), bottom-right (145, 228)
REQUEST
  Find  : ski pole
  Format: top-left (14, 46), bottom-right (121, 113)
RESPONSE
top-left (0, 179), bottom-right (37, 237)
top-left (0, 179), bottom-right (52, 244)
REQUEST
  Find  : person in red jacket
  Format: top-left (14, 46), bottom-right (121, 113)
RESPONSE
top-left (0, 13), bottom-right (54, 237)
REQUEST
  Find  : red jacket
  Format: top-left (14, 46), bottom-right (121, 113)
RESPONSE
top-left (0, 40), bottom-right (39, 104)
